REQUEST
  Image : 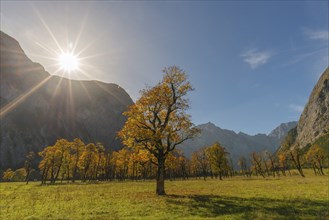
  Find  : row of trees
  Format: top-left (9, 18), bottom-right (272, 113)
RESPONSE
top-left (1, 140), bottom-right (233, 184)
top-left (241, 144), bottom-right (326, 178)
top-left (3, 138), bottom-right (325, 184)
top-left (190, 143), bottom-right (233, 180)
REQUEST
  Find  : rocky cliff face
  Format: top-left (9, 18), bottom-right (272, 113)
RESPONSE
top-left (293, 67), bottom-right (329, 148)
top-left (268, 121), bottom-right (298, 141)
top-left (178, 121), bottom-right (297, 166)
top-left (0, 31), bottom-right (133, 169)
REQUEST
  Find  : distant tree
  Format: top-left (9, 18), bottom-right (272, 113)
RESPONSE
top-left (2, 168), bottom-right (14, 181)
top-left (103, 151), bottom-right (115, 181)
top-left (177, 153), bottom-right (189, 180)
top-left (190, 152), bottom-right (200, 179)
top-left (262, 153), bottom-right (270, 177)
top-left (78, 143), bottom-right (98, 181)
top-left (191, 147), bottom-right (209, 180)
top-left (265, 151), bottom-right (277, 177)
top-left (93, 143), bottom-right (105, 180)
top-left (70, 138), bottom-right (85, 183)
top-left (24, 151), bottom-right (35, 184)
top-left (228, 157), bottom-right (235, 178)
top-left (118, 66), bottom-right (198, 195)
top-left (166, 152), bottom-right (179, 181)
top-left (112, 147), bottom-right (130, 181)
top-left (305, 145), bottom-right (325, 175)
top-left (278, 153), bottom-right (292, 176)
top-left (38, 139), bottom-right (71, 184)
top-left (289, 148), bottom-right (305, 177)
top-left (251, 152), bottom-right (265, 178)
top-left (52, 139), bottom-right (70, 183)
top-left (206, 142), bottom-right (229, 180)
top-left (133, 149), bottom-right (154, 180)
top-left (238, 156), bottom-right (248, 177)
top-left (11, 168), bottom-right (26, 182)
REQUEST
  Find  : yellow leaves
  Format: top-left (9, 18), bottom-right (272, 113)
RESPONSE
top-left (118, 66), bottom-right (197, 161)
top-left (112, 147), bottom-right (131, 171)
top-left (131, 148), bottom-right (153, 164)
top-left (205, 142), bottom-right (229, 174)
top-left (2, 168), bottom-right (14, 181)
top-left (78, 143), bottom-right (98, 169)
top-left (278, 153), bottom-right (286, 166)
top-left (165, 151), bottom-right (186, 170)
top-left (305, 144), bottom-right (325, 162)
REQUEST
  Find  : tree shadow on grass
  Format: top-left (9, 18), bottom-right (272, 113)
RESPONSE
top-left (166, 194), bottom-right (329, 219)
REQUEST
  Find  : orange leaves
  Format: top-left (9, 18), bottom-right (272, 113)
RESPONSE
top-left (2, 168), bottom-right (14, 181)
top-left (305, 144), bottom-right (325, 163)
top-left (38, 138), bottom-right (109, 183)
top-left (118, 66), bottom-right (197, 160)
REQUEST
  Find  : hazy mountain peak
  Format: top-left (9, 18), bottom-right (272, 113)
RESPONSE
top-left (268, 121), bottom-right (297, 141)
top-left (179, 121), bottom-right (295, 169)
top-left (200, 122), bottom-right (220, 130)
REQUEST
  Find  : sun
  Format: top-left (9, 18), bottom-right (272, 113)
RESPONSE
top-left (58, 52), bottom-right (79, 73)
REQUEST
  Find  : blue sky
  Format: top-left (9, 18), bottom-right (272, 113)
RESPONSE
top-left (1, 1), bottom-right (328, 135)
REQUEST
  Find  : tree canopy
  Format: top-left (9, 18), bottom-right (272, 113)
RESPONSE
top-left (118, 66), bottom-right (198, 195)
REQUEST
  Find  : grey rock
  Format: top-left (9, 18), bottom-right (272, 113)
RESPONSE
top-left (293, 67), bottom-right (329, 148)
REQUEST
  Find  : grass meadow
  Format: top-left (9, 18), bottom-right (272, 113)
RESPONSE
top-left (0, 170), bottom-right (328, 220)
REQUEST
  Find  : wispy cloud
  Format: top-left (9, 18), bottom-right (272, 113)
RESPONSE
top-left (241, 49), bottom-right (272, 69)
top-left (303, 28), bottom-right (329, 41)
top-left (289, 104), bottom-right (304, 113)
top-left (283, 47), bottom-right (325, 66)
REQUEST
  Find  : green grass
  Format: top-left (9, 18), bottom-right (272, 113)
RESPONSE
top-left (1, 170), bottom-right (328, 220)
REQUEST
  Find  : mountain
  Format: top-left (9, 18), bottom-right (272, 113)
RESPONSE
top-left (268, 121), bottom-right (298, 141)
top-left (0, 31), bottom-right (133, 170)
top-left (178, 121), bottom-right (297, 166)
top-left (279, 67), bottom-right (329, 151)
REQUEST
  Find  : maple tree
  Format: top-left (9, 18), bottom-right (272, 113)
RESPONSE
top-left (118, 66), bottom-right (198, 195)
top-left (207, 142), bottom-right (230, 180)
top-left (305, 144), bottom-right (325, 175)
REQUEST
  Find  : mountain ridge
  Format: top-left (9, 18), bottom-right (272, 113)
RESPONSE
top-left (178, 121), bottom-right (297, 165)
top-left (0, 31), bottom-right (134, 170)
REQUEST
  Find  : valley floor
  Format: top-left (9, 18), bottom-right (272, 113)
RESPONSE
top-left (0, 170), bottom-right (328, 220)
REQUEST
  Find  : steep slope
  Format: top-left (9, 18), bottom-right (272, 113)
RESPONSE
top-left (279, 67), bottom-right (329, 151)
top-left (0, 31), bottom-right (133, 169)
top-left (178, 121), bottom-right (297, 165)
top-left (295, 67), bottom-right (329, 148)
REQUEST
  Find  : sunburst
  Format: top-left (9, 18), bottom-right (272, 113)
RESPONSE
top-left (57, 52), bottom-right (80, 73)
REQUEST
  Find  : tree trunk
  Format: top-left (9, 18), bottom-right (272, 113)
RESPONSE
top-left (203, 170), bottom-right (207, 181)
top-left (25, 167), bottom-right (31, 185)
top-left (312, 162), bottom-right (318, 175)
top-left (67, 164), bottom-right (70, 183)
top-left (156, 155), bottom-right (166, 195)
top-left (290, 151), bottom-right (305, 177)
top-left (318, 160), bottom-right (324, 175)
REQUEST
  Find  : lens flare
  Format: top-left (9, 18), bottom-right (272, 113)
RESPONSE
top-left (58, 52), bottom-right (79, 73)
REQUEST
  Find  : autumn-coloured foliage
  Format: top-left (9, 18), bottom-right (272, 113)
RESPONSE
top-left (4, 135), bottom-right (328, 183)
top-left (305, 144), bottom-right (325, 175)
top-left (2, 168), bottom-right (14, 181)
top-left (206, 142), bottom-right (230, 180)
top-left (118, 66), bottom-right (198, 195)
